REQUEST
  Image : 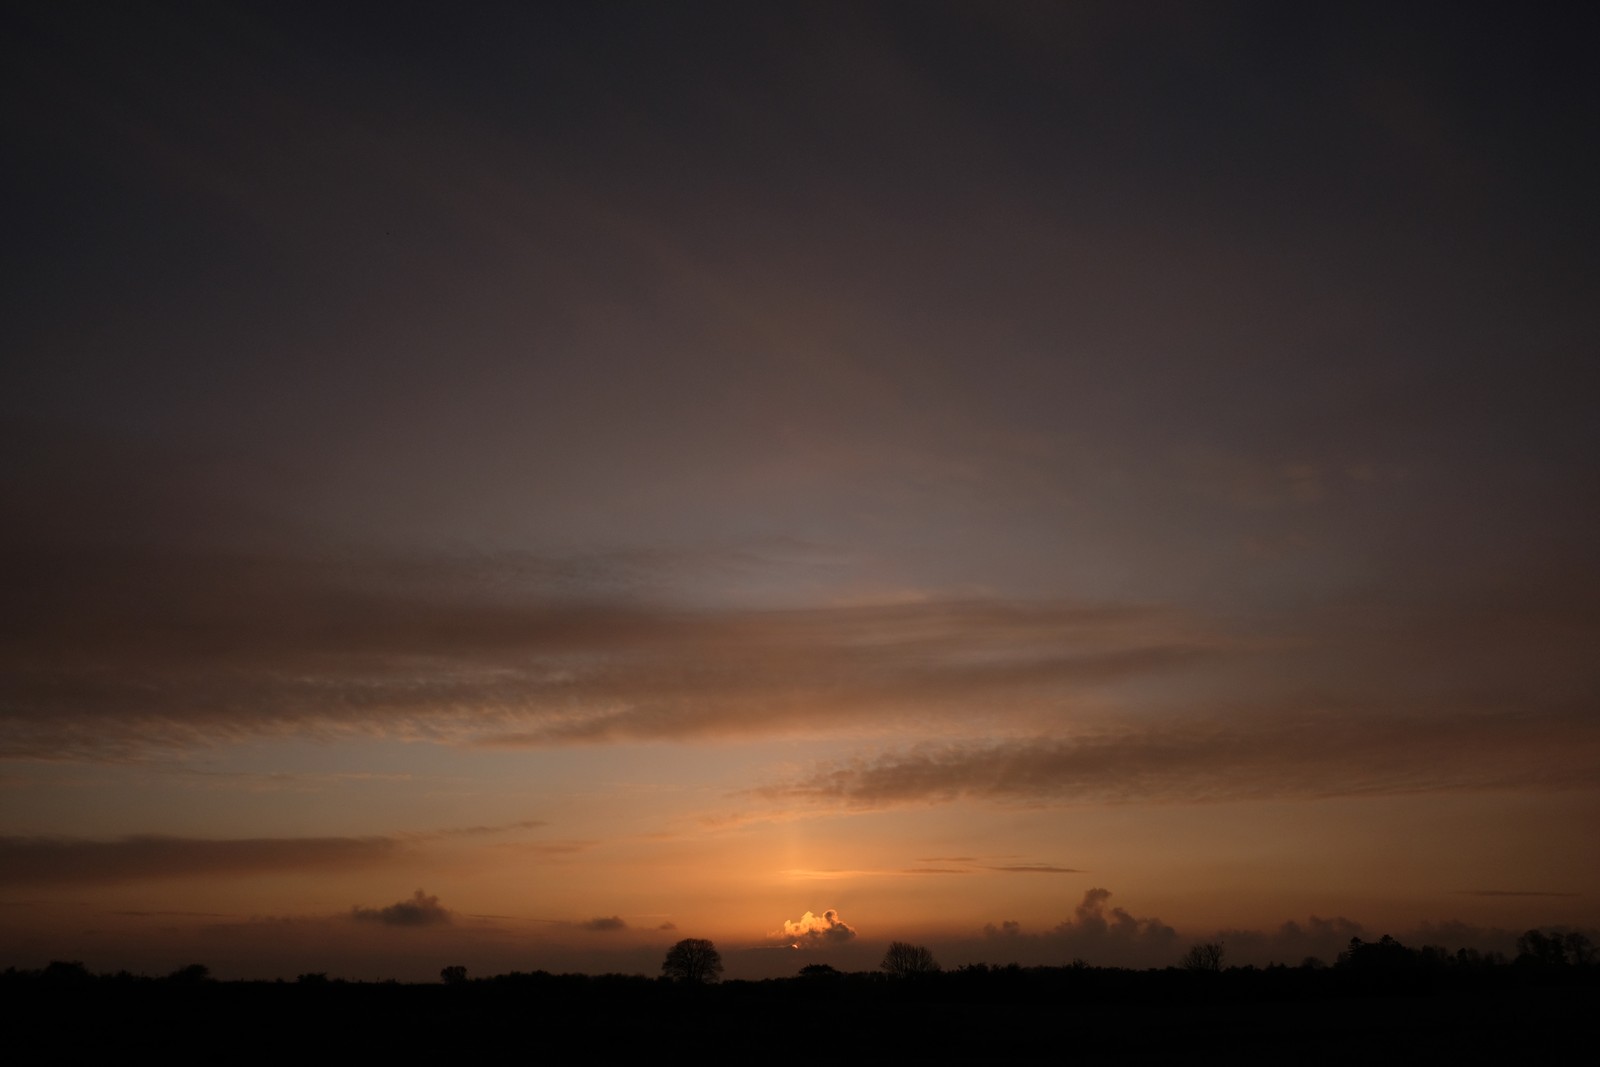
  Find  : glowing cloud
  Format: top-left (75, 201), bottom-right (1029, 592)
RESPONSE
top-left (778, 908), bottom-right (857, 947)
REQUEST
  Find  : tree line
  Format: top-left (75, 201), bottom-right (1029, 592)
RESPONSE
top-left (7, 928), bottom-right (1594, 995)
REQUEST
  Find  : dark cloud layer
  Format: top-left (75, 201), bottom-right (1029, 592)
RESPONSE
top-left (351, 889), bottom-right (450, 927)
top-left (0, 542), bottom-right (1207, 759)
top-left (3, 3), bottom-right (1598, 785)
top-left (764, 709), bottom-right (1600, 809)
top-left (0, 6), bottom-right (1596, 890)
top-left (4, 537), bottom-right (1596, 814)
top-left (0, 834), bottom-right (402, 887)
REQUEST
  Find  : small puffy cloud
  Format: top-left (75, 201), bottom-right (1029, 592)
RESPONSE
top-left (1053, 887), bottom-right (1176, 949)
top-left (578, 915), bottom-right (627, 932)
top-left (351, 889), bottom-right (450, 927)
top-left (657, 921), bottom-right (677, 931)
top-left (778, 908), bottom-right (857, 947)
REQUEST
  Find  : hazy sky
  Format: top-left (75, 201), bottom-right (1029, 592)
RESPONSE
top-left (3, 1), bottom-right (1597, 980)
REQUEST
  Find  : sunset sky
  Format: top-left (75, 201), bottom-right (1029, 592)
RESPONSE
top-left (3, 1), bottom-right (1597, 981)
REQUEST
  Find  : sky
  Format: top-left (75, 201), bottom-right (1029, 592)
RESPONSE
top-left (2, 1), bottom-right (1597, 981)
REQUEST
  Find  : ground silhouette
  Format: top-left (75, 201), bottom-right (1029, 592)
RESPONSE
top-left (5, 931), bottom-right (1596, 1062)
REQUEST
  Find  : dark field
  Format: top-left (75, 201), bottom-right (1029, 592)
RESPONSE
top-left (9, 965), bottom-right (1595, 1064)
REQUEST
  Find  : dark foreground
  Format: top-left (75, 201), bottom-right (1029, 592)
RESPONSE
top-left (8, 965), bottom-right (1596, 1064)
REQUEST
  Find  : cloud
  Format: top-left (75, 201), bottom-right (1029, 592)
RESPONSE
top-left (1209, 916), bottom-right (1367, 967)
top-left (759, 708), bottom-right (1600, 809)
top-left (107, 910), bottom-right (229, 918)
top-left (778, 908), bottom-right (857, 946)
top-left (964, 911), bottom-right (1562, 969)
top-left (657, 921), bottom-right (677, 931)
top-left (578, 915), bottom-right (627, 932)
top-left (351, 890), bottom-right (450, 927)
top-left (503, 839), bottom-right (597, 857)
top-left (427, 820), bottom-right (549, 839)
top-left (972, 889), bottom-right (1178, 968)
top-left (0, 539), bottom-right (1214, 760)
top-left (1206, 917), bottom-right (1583, 967)
top-left (5, 510), bottom-right (1597, 820)
top-left (161, 769), bottom-right (417, 793)
top-left (0, 834), bottom-right (403, 886)
top-left (782, 858), bottom-right (1078, 878)
top-left (1055, 888), bottom-right (1176, 950)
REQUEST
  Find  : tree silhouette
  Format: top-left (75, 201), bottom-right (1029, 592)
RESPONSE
top-left (661, 938), bottom-right (723, 984)
top-left (440, 965), bottom-right (468, 985)
top-left (167, 963), bottom-right (211, 983)
top-left (40, 961), bottom-right (91, 984)
top-left (1338, 934), bottom-right (1418, 971)
top-left (1180, 942), bottom-right (1224, 972)
top-left (1517, 929), bottom-right (1596, 967)
top-left (881, 941), bottom-right (940, 977)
